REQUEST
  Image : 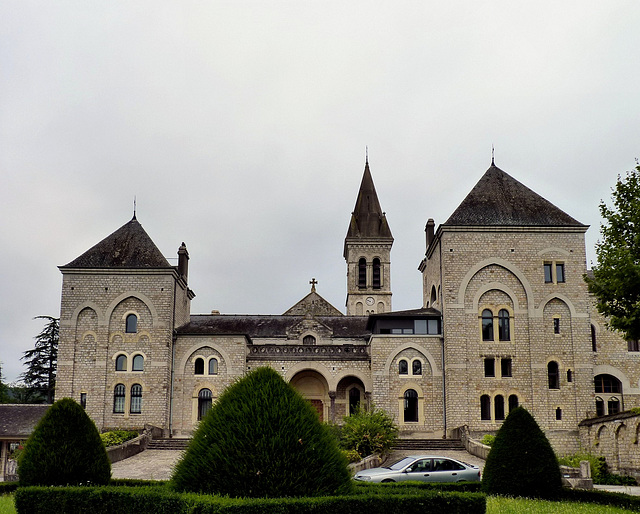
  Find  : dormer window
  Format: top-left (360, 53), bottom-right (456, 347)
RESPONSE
top-left (126, 314), bottom-right (138, 333)
top-left (303, 335), bottom-right (316, 346)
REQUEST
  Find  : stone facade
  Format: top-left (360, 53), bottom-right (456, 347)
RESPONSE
top-left (55, 159), bottom-right (639, 461)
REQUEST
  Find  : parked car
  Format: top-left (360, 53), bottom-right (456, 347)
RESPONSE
top-left (353, 455), bottom-right (481, 483)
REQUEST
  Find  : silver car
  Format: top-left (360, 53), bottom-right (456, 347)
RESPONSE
top-left (353, 455), bottom-right (481, 483)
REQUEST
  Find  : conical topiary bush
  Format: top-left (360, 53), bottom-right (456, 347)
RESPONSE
top-left (18, 398), bottom-right (111, 486)
top-left (171, 366), bottom-right (352, 498)
top-left (481, 406), bottom-right (562, 498)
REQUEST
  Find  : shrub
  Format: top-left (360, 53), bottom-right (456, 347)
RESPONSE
top-left (481, 406), bottom-right (561, 499)
top-left (101, 430), bottom-right (138, 447)
top-left (558, 452), bottom-right (606, 483)
top-left (171, 366), bottom-right (352, 498)
top-left (18, 397), bottom-right (111, 486)
top-left (480, 434), bottom-right (495, 447)
top-left (342, 449), bottom-right (362, 463)
top-left (340, 405), bottom-right (398, 458)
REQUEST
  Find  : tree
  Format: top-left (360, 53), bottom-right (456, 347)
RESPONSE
top-left (482, 407), bottom-right (561, 498)
top-left (18, 398), bottom-right (111, 486)
top-left (0, 362), bottom-right (9, 404)
top-left (172, 366), bottom-right (352, 498)
top-left (21, 316), bottom-right (59, 403)
top-left (585, 162), bottom-right (640, 342)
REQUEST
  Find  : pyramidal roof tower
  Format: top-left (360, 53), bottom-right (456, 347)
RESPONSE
top-left (344, 158), bottom-right (393, 316)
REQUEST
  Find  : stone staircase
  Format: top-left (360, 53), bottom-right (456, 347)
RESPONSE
top-left (146, 438), bottom-right (190, 451)
top-left (392, 438), bottom-right (465, 452)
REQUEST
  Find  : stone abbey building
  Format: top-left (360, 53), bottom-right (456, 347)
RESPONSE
top-left (55, 159), bottom-right (639, 453)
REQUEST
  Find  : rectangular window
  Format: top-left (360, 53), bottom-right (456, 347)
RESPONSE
top-left (553, 318), bottom-right (560, 334)
top-left (556, 263), bottom-right (565, 283)
top-left (628, 340), bottom-right (640, 352)
top-left (501, 358), bottom-right (512, 378)
top-left (544, 263), bottom-right (553, 283)
top-left (80, 393), bottom-right (87, 409)
top-left (484, 358), bottom-right (495, 377)
top-left (428, 319), bottom-right (439, 334)
top-left (414, 320), bottom-right (427, 334)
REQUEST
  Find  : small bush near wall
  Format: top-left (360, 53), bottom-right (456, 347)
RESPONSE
top-left (558, 452), bottom-right (637, 485)
top-left (101, 430), bottom-right (138, 448)
top-left (14, 485), bottom-right (486, 514)
top-left (340, 406), bottom-right (398, 458)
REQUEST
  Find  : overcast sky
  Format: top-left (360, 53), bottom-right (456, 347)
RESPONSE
top-left (1, 2), bottom-right (638, 383)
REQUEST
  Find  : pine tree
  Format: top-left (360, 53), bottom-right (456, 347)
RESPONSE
top-left (21, 316), bottom-right (59, 404)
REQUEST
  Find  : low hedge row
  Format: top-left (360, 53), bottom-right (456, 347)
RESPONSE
top-left (560, 488), bottom-right (640, 512)
top-left (14, 485), bottom-right (486, 514)
top-left (354, 481), bottom-right (482, 493)
top-left (0, 481), bottom-right (19, 494)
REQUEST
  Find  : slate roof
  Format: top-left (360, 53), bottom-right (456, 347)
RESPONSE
top-left (62, 216), bottom-right (172, 268)
top-left (177, 314), bottom-right (370, 339)
top-left (444, 164), bottom-right (586, 227)
top-left (0, 405), bottom-right (50, 438)
top-left (345, 160), bottom-right (393, 241)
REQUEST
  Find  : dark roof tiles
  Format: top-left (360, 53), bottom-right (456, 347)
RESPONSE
top-left (445, 164), bottom-right (586, 227)
top-left (62, 217), bottom-right (171, 268)
top-left (0, 404), bottom-right (50, 438)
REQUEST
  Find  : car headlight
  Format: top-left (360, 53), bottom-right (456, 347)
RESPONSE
top-left (355, 475), bottom-right (371, 481)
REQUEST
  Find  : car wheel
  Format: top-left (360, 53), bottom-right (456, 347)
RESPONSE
top-left (381, 479), bottom-right (395, 483)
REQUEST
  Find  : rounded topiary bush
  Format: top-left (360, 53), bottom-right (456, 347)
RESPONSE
top-left (481, 406), bottom-right (561, 498)
top-left (18, 397), bottom-right (111, 486)
top-left (171, 366), bottom-right (352, 498)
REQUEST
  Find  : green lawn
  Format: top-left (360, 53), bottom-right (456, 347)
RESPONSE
top-left (0, 495), bottom-right (15, 514)
top-left (1, 493), bottom-right (638, 513)
top-left (487, 496), bottom-right (637, 513)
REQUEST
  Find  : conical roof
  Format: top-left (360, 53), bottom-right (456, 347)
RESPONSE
top-left (345, 161), bottom-right (393, 239)
top-left (445, 163), bottom-right (586, 227)
top-left (62, 216), bottom-right (171, 268)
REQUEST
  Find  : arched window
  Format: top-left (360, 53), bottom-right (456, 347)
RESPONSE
top-left (430, 286), bottom-right (437, 306)
top-left (482, 309), bottom-right (494, 341)
top-left (125, 314), bottom-right (138, 333)
top-left (132, 354), bottom-right (144, 372)
top-left (508, 394), bottom-right (519, 412)
top-left (595, 396), bottom-right (605, 417)
top-left (358, 258), bottom-right (367, 288)
top-left (548, 361), bottom-right (560, 389)
top-left (130, 384), bottom-right (142, 414)
top-left (555, 407), bottom-right (562, 420)
top-left (498, 309), bottom-right (510, 341)
top-left (115, 355), bottom-right (127, 372)
top-left (480, 395), bottom-right (491, 420)
top-left (372, 258), bottom-right (381, 289)
top-left (594, 374), bottom-right (621, 394)
top-left (349, 387), bottom-right (361, 416)
top-left (194, 357), bottom-right (205, 375)
top-left (608, 397), bottom-right (621, 415)
top-left (404, 389), bottom-right (418, 422)
top-left (303, 335), bottom-right (316, 346)
top-left (113, 384), bottom-right (125, 413)
top-left (412, 360), bottom-right (422, 376)
top-left (198, 388), bottom-right (212, 420)
top-left (398, 359), bottom-right (408, 375)
top-left (567, 369), bottom-right (573, 383)
top-left (494, 395), bottom-right (505, 420)
top-left (208, 358), bottom-right (218, 375)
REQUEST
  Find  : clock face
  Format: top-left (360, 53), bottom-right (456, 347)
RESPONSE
top-left (366, 297), bottom-right (375, 306)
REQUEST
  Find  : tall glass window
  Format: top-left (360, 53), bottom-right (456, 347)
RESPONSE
top-left (548, 361), bottom-right (560, 389)
top-left (494, 395), bottom-right (505, 420)
top-left (480, 395), bottom-right (491, 420)
top-left (404, 389), bottom-right (418, 422)
top-left (482, 309), bottom-right (494, 341)
top-left (130, 384), bottom-right (142, 414)
top-left (132, 354), bottom-right (144, 371)
top-left (498, 309), bottom-right (510, 341)
top-left (208, 358), bottom-right (218, 375)
top-left (198, 388), bottom-right (212, 420)
top-left (113, 384), bottom-right (125, 413)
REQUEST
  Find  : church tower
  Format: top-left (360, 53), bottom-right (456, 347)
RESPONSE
top-left (344, 159), bottom-right (393, 315)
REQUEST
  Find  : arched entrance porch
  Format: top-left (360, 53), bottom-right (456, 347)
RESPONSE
top-left (289, 370), bottom-right (330, 422)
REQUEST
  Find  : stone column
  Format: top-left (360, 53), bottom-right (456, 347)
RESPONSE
top-left (365, 391), bottom-right (372, 410)
top-left (329, 391), bottom-right (337, 423)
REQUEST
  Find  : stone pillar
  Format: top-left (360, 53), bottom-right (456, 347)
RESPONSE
top-left (580, 460), bottom-right (591, 478)
top-left (329, 391), bottom-right (337, 423)
top-left (365, 391), bottom-right (372, 410)
top-left (0, 441), bottom-right (5, 482)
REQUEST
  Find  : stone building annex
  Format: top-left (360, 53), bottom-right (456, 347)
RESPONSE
top-left (55, 159), bottom-right (640, 454)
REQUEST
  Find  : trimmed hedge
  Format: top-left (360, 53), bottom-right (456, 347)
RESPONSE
top-left (560, 488), bottom-right (640, 512)
top-left (354, 481), bottom-right (483, 494)
top-left (14, 485), bottom-right (487, 513)
top-left (172, 367), bottom-right (351, 498)
top-left (18, 398), bottom-right (111, 486)
top-left (482, 406), bottom-right (561, 498)
top-left (0, 481), bottom-right (19, 494)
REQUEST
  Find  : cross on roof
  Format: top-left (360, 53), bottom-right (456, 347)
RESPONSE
top-left (309, 278), bottom-right (318, 292)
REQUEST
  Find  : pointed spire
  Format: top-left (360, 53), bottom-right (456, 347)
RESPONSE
top-left (491, 145), bottom-right (495, 166)
top-left (345, 159), bottom-right (393, 240)
top-left (132, 196), bottom-right (137, 220)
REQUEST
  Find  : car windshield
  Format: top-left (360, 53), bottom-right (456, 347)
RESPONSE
top-left (386, 457), bottom-right (415, 470)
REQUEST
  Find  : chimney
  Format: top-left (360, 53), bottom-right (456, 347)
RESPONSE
top-left (178, 242), bottom-right (189, 282)
top-left (425, 219), bottom-right (435, 250)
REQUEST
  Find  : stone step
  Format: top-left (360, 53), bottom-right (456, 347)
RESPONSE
top-left (147, 438), bottom-right (191, 450)
top-left (392, 438), bottom-right (465, 451)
